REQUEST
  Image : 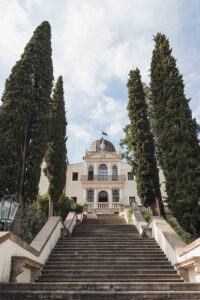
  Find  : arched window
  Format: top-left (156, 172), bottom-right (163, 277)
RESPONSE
top-left (98, 164), bottom-right (108, 181)
top-left (88, 165), bottom-right (94, 181)
top-left (112, 165), bottom-right (118, 181)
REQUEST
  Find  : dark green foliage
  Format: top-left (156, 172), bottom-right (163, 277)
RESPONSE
top-left (168, 217), bottom-right (194, 245)
top-left (0, 21), bottom-right (53, 233)
top-left (150, 33), bottom-right (200, 236)
top-left (44, 76), bottom-right (67, 205)
top-left (121, 68), bottom-right (164, 214)
top-left (38, 193), bottom-right (83, 221)
top-left (142, 210), bottom-right (152, 223)
top-left (21, 193), bottom-right (83, 243)
top-left (20, 201), bottom-right (48, 243)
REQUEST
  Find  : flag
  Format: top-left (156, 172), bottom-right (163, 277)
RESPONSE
top-left (102, 131), bottom-right (108, 136)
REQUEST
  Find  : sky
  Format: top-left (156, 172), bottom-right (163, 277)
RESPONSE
top-left (0, 0), bottom-right (200, 163)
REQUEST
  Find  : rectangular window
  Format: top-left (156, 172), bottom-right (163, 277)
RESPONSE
top-left (72, 172), bottom-right (78, 181)
top-left (129, 197), bottom-right (136, 205)
top-left (128, 172), bottom-right (134, 180)
top-left (112, 189), bottom-right (119, 202)
top-left (87, 190), bottom-right (94, 202)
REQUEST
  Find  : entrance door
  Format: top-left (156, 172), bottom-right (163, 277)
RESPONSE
top-left (98, 191), bottom-right (108, 202)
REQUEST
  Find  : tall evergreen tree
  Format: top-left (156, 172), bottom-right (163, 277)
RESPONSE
top-left (121, 68), bottom-right (166, 217)
top-left (44, 76), bottom-right (67, 217)
top-left (0, 21), bottom-right (53, 234)
top-left (150, 33), bottom-right (200, 235)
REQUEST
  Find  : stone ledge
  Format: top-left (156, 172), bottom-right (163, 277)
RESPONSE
top-left (177, 238), bottom-right (200, 257)
top-left (9, 256), bottom-right (43, 283)
top-left (0, 232), bottom-right (39, 256)
top-left (175, 257), bottom-right (200, 282)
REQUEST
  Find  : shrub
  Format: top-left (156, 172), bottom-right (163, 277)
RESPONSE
top-left (126, 206), bottom-right (134, 220)
top-left (20, 201), bottom-right (47, 243)
top-left (21, 193), bottom-right (83, 243)
top-left (168, 217), bottom-right (194, 245)
top-left (142, 210), bottom-right (152, 223)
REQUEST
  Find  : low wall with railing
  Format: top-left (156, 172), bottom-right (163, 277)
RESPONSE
top-left (131, 210), bottom-right (200, 283)
top-left (0, 211), bottom-right (79, 283)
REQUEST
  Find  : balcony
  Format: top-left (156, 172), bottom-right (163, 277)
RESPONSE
top-left (81, 175), bottom-right (126, 182)
top-left (84, 202), bottom-right (125, 212)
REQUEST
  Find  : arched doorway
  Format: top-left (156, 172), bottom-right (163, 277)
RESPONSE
top-left (98, 191), bottom-right (108, 202)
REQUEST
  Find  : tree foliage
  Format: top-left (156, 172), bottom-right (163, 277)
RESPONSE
top-left (0, 21), bottom-right (53, 234)
top-left (44, 76), bottom-right (67, 215)
top-left (121, 68), bottom-right (165, 216)
top-left (150, 33), bottom-right (200, 236)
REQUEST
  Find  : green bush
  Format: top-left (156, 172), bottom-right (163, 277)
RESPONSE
top-left (20, 193), bottom-right (83, 243)
top-left (142, 210), bottom-right (152, 223)
top-left (126, 206), bottom-right (134, 220)
top-left (20, 201), bottom-right (47, 243)
top-left (168, 217), bottom-right (194, 245)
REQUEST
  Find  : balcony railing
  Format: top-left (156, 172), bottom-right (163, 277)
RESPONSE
top-left (81, 175), bottom-right (126, 182)
top-left (85, 202), bottom-right (124, 210)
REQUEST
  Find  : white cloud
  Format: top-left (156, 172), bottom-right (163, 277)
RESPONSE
top-left (0, 0), bottom-right (199, 163)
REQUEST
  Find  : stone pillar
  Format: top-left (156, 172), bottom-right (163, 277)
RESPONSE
top-left (108, 162), bottom-right (111, 176)
top-left (109, 189), bottom-right (112, 203)
top-left (94, 189), bottom-right (98, 203)
top-left (94, 162), bottom-right (98, 176)
top-left (118, 162), bottom-right (121, 176)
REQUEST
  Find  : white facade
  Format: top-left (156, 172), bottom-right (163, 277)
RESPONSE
top-left (39, 138), bottom-right (167, 211)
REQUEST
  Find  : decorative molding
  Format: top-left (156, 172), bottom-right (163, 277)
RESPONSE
top-left (175, 257), bottom-right (200, 282)
top-left (9, 256), bottom-right (43, 282)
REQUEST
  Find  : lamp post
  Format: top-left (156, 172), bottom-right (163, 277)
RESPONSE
top-left (0, 195), bottom-right (19, 231)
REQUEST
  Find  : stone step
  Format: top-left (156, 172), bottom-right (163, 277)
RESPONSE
top-left (47, 257), bottom-right (169, 262)
top-left (51, 249), bottom-right (163, 254)
top-left (37, 274), bottom-right (183, 282)
top-left (49, 253), bottom-right (167, 259)
top-left (58, 239), bottom-right (156, 244)
top-left (1, 290), bottom-right (200, 299)
top-left (54, 246), bottom-right (160, 250)
top-left (1, 282), bottom-right (200, 292)
top-left (44, 262), bottom-right (173, 268)
top-left (41, 270), bottom-right (177, 276)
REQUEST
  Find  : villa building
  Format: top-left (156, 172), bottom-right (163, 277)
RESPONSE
top-left (39, 138), bottom-right (166, 213)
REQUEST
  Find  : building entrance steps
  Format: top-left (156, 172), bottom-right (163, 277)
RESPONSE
top-left (1, 214), bottom-right (200, 299)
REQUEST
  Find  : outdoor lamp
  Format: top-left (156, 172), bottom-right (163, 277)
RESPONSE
top-left (0, 195), bottom-right (19, 229)
top-left (71, 202), bottom-right (77, 211)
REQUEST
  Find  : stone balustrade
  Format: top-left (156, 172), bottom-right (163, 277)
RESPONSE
top-left (131, 210), bottom-right (200, 283)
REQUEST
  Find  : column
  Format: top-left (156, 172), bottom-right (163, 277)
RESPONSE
top-left (108, 162), bottom-right (111, 176)
top-left (109, 189), bottom-right (112, 208)
top-left (94, 162), bottom-right (98, 176)
top-left (118, 162), bottom-right (121, 176)
top-left (94, 188), bottom-right (97, 209)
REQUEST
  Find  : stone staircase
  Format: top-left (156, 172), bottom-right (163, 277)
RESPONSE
top-left (1, 214), bottom-right (200, 299)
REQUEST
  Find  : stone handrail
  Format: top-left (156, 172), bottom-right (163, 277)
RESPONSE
top-left (64, 211), bottom-right (78, 235)
top-left (131, 211), bottom-right (200, 283)
top-left (0, 214), bottom-right (78, 283)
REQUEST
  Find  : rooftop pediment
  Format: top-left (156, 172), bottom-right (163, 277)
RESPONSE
top-left (84, 150), bottom-right (121, 160)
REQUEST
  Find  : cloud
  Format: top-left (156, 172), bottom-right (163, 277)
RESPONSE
top-left (0, 0), bottom-right (200, 163)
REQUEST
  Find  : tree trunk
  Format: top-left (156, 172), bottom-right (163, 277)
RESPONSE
top-left (11, 196), bottom-right (23, 236)
top-left (49, 198), bottom-right (53, 218)
top-left (155, 196), bottom-right (166, 219)
top-left (12, 129), bottom-right (29, 236)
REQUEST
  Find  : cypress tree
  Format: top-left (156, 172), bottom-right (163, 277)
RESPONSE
top-left (121, 68), bottom-right (166, 217)
top-left (0, 21), bottom-right (53, 234)
top-left (150, 33), bottom-right (200, 235)
top-left (44, 76), bottom-right (67, 217)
